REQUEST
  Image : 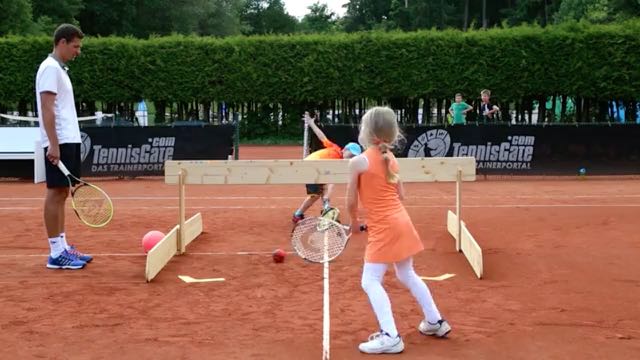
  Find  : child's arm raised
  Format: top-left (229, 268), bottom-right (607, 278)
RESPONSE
top-left (305, 111), bottom-right (328, 143)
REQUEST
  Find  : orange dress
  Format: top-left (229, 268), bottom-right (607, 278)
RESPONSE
top-left (358, 148), bottom-right (424, 263)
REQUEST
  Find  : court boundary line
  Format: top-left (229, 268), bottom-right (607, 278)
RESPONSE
top-left (2, 203), bottom-right (640, 211)
top-left (2, 194), bottom-right (640, 201)
top-left (0, 251), bottom-right (295, 258)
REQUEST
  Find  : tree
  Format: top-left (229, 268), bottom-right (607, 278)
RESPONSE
top-left (342, 0), bottom-right (394, 32)
top-left (197, 0), bottom-right (244, 37)
top-left (77, 0), bottom-right (236, 37)
top-left (240, 0), bottom-right (298, 35)
top-left (388, 0), bottom-right (457, 31)
top-left (262, 0), bottom-right (298, 33)
top-left (555, 0), bottom-right (640, 23)
top-left (32, 0), bottom-right (84, 25)
top-left (76, 0), bottom-right (137, 36)
top-left (300, 2), bottom-right (338, 33)
top-left (0, 0), bottom-right (36, 35)
top-left (501, 0), bottom-right (563, 27)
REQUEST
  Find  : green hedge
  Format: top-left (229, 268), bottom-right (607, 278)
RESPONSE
top-left (1, 21), bottom-right (639, 104)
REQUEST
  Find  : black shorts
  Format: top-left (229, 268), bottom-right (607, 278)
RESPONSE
top-left (306, 184), bottom-right (325, 196)
top-left (44, 143), bottom-right (81, 189)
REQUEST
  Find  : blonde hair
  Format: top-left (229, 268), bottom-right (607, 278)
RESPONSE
top-left (358, 107), bottom-right (402, 183)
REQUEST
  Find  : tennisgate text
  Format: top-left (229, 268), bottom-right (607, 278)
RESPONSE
top-left (90, 137), bottom-right (175, 172)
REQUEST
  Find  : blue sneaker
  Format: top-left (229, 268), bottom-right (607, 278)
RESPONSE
top-left (67, 245), bottom-right (93, 263)
top-left (46, 250), bottom-right (86, 269)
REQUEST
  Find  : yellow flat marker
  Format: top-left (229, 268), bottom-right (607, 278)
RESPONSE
top-left (178, 275), bottom-right (226, 283)
top-left (420, 273), bottom-right (456, 281)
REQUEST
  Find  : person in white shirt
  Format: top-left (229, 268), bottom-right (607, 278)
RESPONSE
top-left (36, 24), bottom-right (92, 270)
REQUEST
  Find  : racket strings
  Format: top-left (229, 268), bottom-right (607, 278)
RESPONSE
top-left (72, 185), bottom-right (113, 226)
top-left (292, 218), bottom-right (347, 263)
top-left (318, 208), bottom-right (339, 231)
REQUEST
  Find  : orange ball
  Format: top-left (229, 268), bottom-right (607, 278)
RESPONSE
top-left (272, 248), bottom-right (286, 263)
top-left (142, 230), bottom-right (165, 253)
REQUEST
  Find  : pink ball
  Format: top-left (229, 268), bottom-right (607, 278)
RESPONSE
top-left (142, 230), bottom-right (165, 253)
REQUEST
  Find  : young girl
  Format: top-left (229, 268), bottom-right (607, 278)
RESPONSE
top-left (346, 107), bottom-right (451, 354)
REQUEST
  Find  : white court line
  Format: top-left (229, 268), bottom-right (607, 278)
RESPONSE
top-left (0, 251), bottom-right (293, 258)
top-left (2, 194), bottom-right (640, 201)
top-left (1, 204), bottom-right (640, 212)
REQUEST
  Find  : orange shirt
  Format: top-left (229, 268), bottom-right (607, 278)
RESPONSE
top-left (358, 148), bottom-right (424, 263)
top-left (305, 139), bottom-right (342, 160)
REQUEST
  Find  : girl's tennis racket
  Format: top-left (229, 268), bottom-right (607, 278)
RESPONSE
top-left (57, 161), bottom-right (114, 228)
top-left (291, 217), bottom-right (350, 263)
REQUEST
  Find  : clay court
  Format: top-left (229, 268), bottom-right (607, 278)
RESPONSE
top-left (1, 145), bottom-right (639, 359)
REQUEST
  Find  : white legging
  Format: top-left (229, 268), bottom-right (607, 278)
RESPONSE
top-left (361, 257), bottom-right (442, 337)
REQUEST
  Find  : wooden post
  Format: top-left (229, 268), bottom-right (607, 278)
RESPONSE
top-left (178, 169), bottom-right (186, 254)
top-left (456, 167), bottom-right (462, 252)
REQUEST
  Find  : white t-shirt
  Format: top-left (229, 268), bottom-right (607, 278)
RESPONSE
top-left (35, 55), bottom-right (81, 148)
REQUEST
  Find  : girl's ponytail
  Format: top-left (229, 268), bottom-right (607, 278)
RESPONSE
top-left (379, 143), bottom-right (399, 183)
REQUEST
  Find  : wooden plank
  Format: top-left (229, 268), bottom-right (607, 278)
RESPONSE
top-left (461, 222), bottom-right (483, 279)
top-left (178, 171), bottom-right (186, 254)
top-left (145, 225), bottom-right (179, 282)
top-left (183, 212), bottom-right (203, 249)
top-left (165, 157), bottom-right (476, 185)
top-left (447, 210), bottom-right (459, 245)
top-left (447, 210), bottom-right (483, 279)
top-left (456, 168), bottom-right (462, 252)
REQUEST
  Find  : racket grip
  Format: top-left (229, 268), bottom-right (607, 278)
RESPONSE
top-left (57, 161), bottom-right (71, 176)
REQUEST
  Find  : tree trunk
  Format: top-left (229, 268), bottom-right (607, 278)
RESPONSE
top-left (538, 95), bottom-right (546, 123)
top-left (203, 101), bottom-right (211, 123)
top-left (482, 0), bottom-right (487, 29)
top-left (423, 97), bottom-right (430, 124)
top-left (18, 100), bottom-right (28, 116)
top-left (629, 100), bottom-right (637, 123)
top-left (332, 100), bottom-right (336, 123)
top-left (463, 0), bottom-right (469, 31)
top-left (444, 98), bottom-right (451, 123)
top-left (440, 0), bottom-right (445, 29)
top-left (411, 97), bottom-right (420, 124)
top-left (584, 98), bottom-right (591, 123)
top-left (154, 101), bottom-right (166, 124)
top-left (575, 96), bottom-right (582, 123)
top-left (543, 0), bottom-right (549, 27)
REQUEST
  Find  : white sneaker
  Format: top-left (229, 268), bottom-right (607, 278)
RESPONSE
top-left (418, 319), bottom-right (451, 338)
top-left (358, 331), bottom-right (404, 354)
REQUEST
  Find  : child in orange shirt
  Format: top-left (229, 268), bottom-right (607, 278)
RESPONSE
top-left (292, 112), bottom-right (361, 223)
top-left (346, 107), bottom-right (451, 354)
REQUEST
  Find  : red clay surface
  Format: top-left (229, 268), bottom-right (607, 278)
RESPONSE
top-left (1, 145), bottom-right (639, 359)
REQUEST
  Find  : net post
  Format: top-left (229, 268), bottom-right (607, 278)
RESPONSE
top-left (456, 167), bottom-right (462, 252)
top-left (302, 120), bottom-right (309, 158)
top-left (178, 169), bottom-right (186, 254)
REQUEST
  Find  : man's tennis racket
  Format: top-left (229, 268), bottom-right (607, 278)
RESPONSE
top-left (57, 161), bottom-right (114, 228)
